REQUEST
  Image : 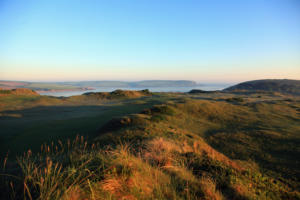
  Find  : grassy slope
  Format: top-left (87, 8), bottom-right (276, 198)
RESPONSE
top-left (224, 79), bottom-right (300, 95)
top-left (96, 98), bottom-right (300, 189)
top-left (0, 92), bottom-right (299, 199)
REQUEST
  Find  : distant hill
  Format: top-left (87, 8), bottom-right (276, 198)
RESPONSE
top-left (0, 80), bottom-right (29, 89)
top-left (0, 80), bottom-right (84, 91)
top-left (129, 80), bottom-right (197, 87)
top-left (68, 80), bottom-right (198, 88)
top-left (65, 81), bottom-right (129, 87)
top-left (224, 79), bottom-right (300, 95)
top-left (0, 88), bottom-right (39, 96)
top-left (0, 80), bottom-right (198, 92)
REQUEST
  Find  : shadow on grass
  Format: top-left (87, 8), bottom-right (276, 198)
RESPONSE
top-left (0, 99), bottom-right (162, 157)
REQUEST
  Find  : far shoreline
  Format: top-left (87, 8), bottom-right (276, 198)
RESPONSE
top-left (35, 87), bottom-right (95, 94)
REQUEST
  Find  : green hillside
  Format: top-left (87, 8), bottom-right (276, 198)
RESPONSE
top-left (224, 79), bottom-right (300, 95)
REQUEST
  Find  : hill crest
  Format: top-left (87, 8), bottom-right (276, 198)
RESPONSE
top-left (224, 79), bottom-right (300, 95)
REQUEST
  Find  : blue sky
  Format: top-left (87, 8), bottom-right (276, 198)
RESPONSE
top-left (0, 0), bottom-right (299, 83)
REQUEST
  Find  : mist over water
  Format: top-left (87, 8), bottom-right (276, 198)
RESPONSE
top-left (39, 83), bottom-right (232, 97)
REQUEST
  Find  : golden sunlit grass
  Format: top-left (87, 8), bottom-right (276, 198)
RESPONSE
top-left (1, 132), bottom-right (299, 199)
top-left (199, 176), bottom-right (224, 200)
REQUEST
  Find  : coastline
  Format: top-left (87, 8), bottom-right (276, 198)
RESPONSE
top-left (35, 87), bottom-right (95, 94)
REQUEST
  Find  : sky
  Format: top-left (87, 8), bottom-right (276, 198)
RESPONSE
top-left (0, 0), bottom-right (299, 83)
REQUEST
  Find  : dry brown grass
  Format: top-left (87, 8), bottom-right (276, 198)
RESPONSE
top-left (144, 137), bottom-right (181, 168)
top-left (192, 140), bottom-right (243, 171)
top-left (98, 145), bottom-right (172, 199)
top-left (144, 137), bottom-right (243, 172)
top-left (232, 183), bottom-right (253, 199)
top-left (63, 186), bottom-right (87, 200)
top-left (101, 177), bottom-right (126, 196)
top-left (199, 177), bottom-right (224, 200)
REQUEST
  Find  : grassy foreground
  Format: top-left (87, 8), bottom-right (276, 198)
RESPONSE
top-left (0, 91), bottom-right (299, 199)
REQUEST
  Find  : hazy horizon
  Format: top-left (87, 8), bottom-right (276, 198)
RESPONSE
top-left (1, 0), bottom-right (300, 82)
top-left (0, 79), bottom-right (238, 84)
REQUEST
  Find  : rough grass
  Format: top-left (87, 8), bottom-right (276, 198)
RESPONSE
top-left (0, 92), bottom-right (299, 199)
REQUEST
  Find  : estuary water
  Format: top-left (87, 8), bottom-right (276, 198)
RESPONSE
top-left (38, 84), bottom-right (232, 97)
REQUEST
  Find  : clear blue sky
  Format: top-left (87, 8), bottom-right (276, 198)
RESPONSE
top-left (0, 0), bottom-right (299, 83)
